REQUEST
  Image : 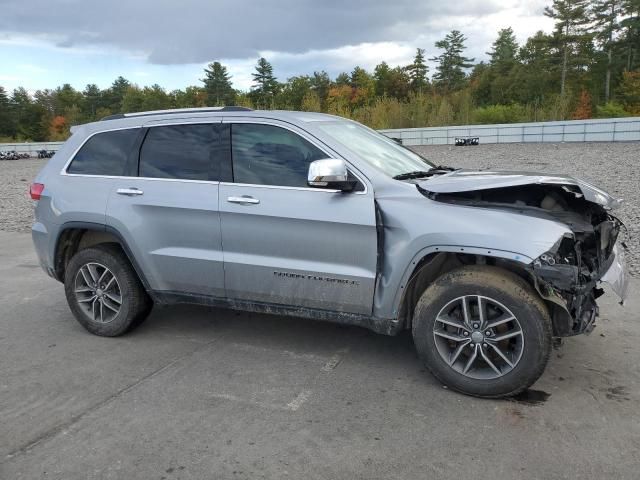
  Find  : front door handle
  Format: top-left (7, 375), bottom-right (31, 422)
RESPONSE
top-left (227, 195), bottom-right (260, 205)
top-left (116, 188), bottom-right (144, 196)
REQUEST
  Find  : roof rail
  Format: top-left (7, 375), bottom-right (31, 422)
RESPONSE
top-left (100, 106), bottom-right (252, 121)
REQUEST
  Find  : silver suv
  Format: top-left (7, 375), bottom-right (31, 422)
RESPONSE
top-left (31, 107), bottom-right (629, 397)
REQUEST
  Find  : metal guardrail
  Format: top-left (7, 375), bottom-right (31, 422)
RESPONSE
top-left (379, 117), bottom-right (640, 145)
top-left (1, 117), bottom-right (638, 156)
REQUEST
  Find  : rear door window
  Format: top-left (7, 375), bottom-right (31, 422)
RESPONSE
top-left (139, 124), bottom-right (219, 181)
top-left (67, 128), bottom-right (140, 176)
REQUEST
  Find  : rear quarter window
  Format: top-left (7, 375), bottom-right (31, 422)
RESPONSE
top-left (67, 129), bottom-right (140, 176)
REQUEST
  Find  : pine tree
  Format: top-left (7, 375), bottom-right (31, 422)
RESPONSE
top-left (310, 71), bottom-right (331, 111)
top-left (251, 57), bottom-right (279, 108)
top-left (431, 30), bottom-right (475, 92)
top-left (621, 0), bottom-right (640, 71)
top-left (406, 48), bottom-right (429, 93)
top-left (488, 28), bottom-right (519, 73)
top-left (591, 0), bottom-right (624, 102)
top-left (202, 61), bottom-right (236, 106)
top-left (0, 86), bottom-right (14, 137)
top-left (544, 0), bottom-right (591, 96)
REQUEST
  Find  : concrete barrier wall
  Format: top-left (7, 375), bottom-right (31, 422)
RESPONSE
top-left (0, 142), bottom-right (64, 155)
top-left (1, 117), bottom-right (638, 155)
top-left (379, 117), bottom-right (640, 145)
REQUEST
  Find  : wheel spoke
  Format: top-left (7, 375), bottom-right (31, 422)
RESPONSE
top-left (74, 287), bottom-right (93, 294)
top-left (490, 330), bottom-right (523, 342)
top-left (436, 314), bottom-right (467, 330)
top-left (86, 264), bottom-right (99, 283)
top-left (102, 299), bottom-right (119, 313)
top-left (462, 345), bottom-right (479, 374)
top-left (97, 268), bottom-right (109, 285)
top-left (449, 340), bottom-right (471, 366)
top-left (488, 343), bottom-right (514, 368)
top-left (104, 275), bottom-right (116, 291)
top-left (91, 297), bottom-right (99, 321)
top-left (479, 346), bottom-right (502, 375)
top-left (478, 296), bottom-right (487, 328)
top-left (105, 293), bottom-right (122, 305)
top-left (77, 295), bottom-right (97, 304)
top-left (434, 330), bottom-right (466, 342)
top-left (79, 267), bottom-right (93, 288)
top-left (461, 296), bottom-right (471, 327)
top-left (99, 300), bottom-right (104, 323)
top-left (486, 313), bottom-right (516, 329)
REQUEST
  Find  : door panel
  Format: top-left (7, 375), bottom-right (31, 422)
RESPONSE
top-left (106, 179), bottom-right (224, 296)
top-left (219, 184), bottom-right (377, 314)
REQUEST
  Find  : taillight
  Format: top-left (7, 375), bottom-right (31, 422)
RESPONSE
top-left (30, 183), bottom-right (45, 200)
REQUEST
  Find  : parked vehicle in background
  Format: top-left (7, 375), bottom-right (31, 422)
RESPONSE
top-left (0, 150), bottom-right (30, 160)
top-left (30, 107), bottom-right (629, 398)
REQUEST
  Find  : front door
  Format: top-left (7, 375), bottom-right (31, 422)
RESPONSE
top-left (219, 121), bottom-right (377, 315)
top-left (106, 122), bottom-right (226, 297)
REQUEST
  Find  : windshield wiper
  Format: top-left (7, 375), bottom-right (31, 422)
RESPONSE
top-left (393, 166), bottom-right (455, 180)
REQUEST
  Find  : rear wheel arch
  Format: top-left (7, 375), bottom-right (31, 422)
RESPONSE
top-left (54, 223), bottom-right (150, 290)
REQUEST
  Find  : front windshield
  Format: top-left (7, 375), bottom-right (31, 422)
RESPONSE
top-left (316, 121), bottom-right (434, 177)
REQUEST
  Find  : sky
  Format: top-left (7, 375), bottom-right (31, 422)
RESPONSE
top-left (0, 0), bottom-right (554, 94)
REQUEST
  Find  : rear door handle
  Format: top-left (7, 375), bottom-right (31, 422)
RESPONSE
top-left (227, 195), bottom-right (260, 205)
top-left (116, 188), bottom-right (144, 196)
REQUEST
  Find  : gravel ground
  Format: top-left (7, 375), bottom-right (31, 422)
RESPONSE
top-left (1, 142), bottom-right (638, 275)
top-left (413, 143), bottom-right (640, 277)
top-left (0, 158), bottom-right (42, 233)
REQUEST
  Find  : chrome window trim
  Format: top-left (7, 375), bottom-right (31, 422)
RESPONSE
top-left (222, 117), bottom-right (370, 195)
top-left (220, 181), bottom-right (340, 193)
top-left (62, 173), bottom-right (220, 185)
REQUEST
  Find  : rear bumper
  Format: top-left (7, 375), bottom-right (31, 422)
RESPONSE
top-left (31, 222), bottom-right (56, 279)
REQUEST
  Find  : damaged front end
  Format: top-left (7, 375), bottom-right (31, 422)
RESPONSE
top-left (418, 170), bottom-right (630, 337)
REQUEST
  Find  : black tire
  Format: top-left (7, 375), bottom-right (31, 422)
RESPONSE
top-left (64, 243), bottom-right (152, 336)
top-left (412, 265), bottom-right (552, 398)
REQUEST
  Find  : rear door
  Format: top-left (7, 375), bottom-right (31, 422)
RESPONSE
top-left (106, 121), bottom-right (226, 297)
top-left (219, 119), bottom-right (378, 315)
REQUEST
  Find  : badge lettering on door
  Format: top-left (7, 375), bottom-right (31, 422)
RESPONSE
top-left (273, 271), bottom-right (360, 286)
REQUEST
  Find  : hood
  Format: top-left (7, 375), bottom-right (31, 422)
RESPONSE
top-left (418, 170), bottom-right (621, 210)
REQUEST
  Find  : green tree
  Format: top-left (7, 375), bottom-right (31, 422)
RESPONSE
top-left (431, 30), bottom-right (475, 92)
top-left (83, 84), bottom-right (102, 119)
top-left (202, 61), bottom-right (236, 106)
top-left (544, 0), bottom-right (591, 96)
top-left (250, 57), bottom-right (279, 108)
top-left (591, 0), bottom-right (624, 102)
top-left (621, 0), bottom-right (640, 70)
top-left (488, 28), bottom-right (519, 73)
top-left (106, 76), bottom-right (131, 112)
top-left (406, 48), bottom-right (429, 93)
top-left (0, 86), bottom-right (14, 137)
top-left (278, 75), bottom-right (312, 110)
top-left (310, 71), bottom-right (331, 111)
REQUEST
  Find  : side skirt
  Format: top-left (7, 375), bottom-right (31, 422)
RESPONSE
top-left (150, 290), bottom-right (401, 336)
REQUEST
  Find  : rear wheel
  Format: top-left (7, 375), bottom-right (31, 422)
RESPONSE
top-left (64, 244), bottom-right (152, 336)
top-left (412, 265), bottom-right (552, 398)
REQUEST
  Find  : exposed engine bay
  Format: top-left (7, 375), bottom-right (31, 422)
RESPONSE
top-left (418, 178), bottom-right (627, 337)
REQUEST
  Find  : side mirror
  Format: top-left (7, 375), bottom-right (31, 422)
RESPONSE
top-left (307, 159), bottom-right (355, 191)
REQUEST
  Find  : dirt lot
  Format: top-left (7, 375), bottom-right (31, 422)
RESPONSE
top-left (1, 143), bottom-right (639, 479)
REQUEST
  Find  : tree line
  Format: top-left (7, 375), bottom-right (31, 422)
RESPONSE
top-left (0, 0), bottom-right (638, 142)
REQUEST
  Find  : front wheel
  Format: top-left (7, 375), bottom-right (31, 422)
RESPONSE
top-left (412, 265), bottom-right (552, 398)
